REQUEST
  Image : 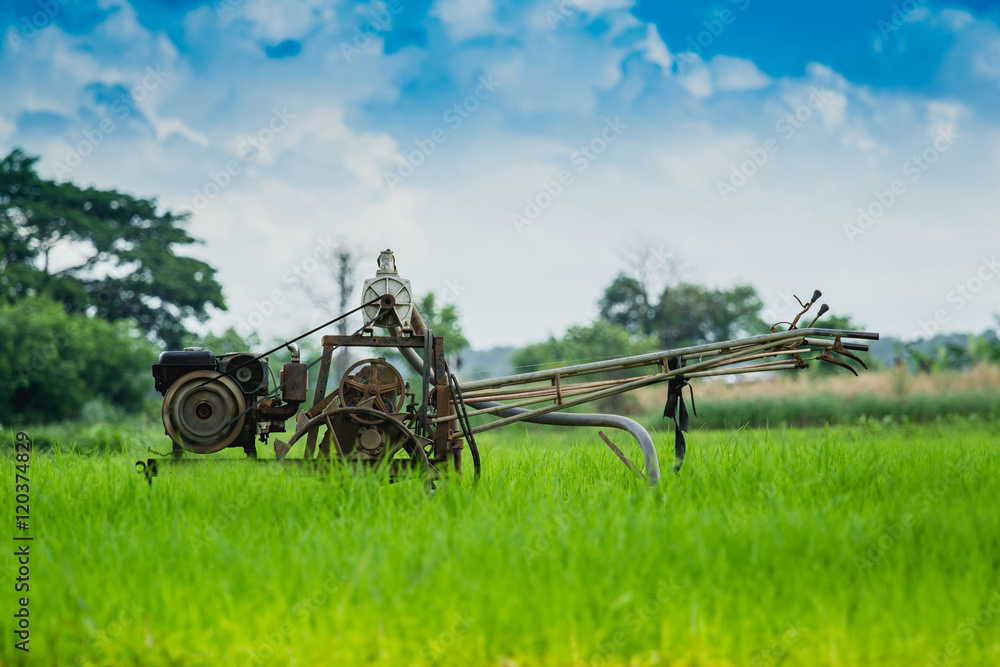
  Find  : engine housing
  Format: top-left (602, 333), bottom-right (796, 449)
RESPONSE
top-left (153, 350), bottom-right (269, 454)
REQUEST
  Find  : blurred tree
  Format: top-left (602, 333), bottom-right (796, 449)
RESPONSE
top-left (0, 295), bottom-right (156, 424)
top-left (597, 266), bottom-right (876, 375)
top-left (511, 320), bottom-right (659, 414)
top-left (967, 333), bottom-right (1000, 365)
top-left (905, 343), bottom-right (937, 374)
top-left (597, 242), bottom-right (765, 348)
top-left (598, 273), bottom-right (651, 336)
top-left (511, 320), bottom-right (658, 375)
top-left (417, 292), bottom-right (468, 357)
top-left (378, 292), bottom-right (468, 381)
top-left (940, 341), bottom-right (971, 369)
top-left (650, 283), bottom-right (764, 348)
top-left (0, 148), bottom-right (226, 348)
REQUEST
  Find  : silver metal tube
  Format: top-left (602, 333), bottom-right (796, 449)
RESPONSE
top-left (429, 379), bottom-right (642, 423)
top-left (684, 361), bottom-right (802, 378)
top-left (466, 400), bottom-right (661, 486)
top-left (467, 339), bottom-right (784, 433)
top-left (803, 337), bottom-right (870, 352)
top-left (458, 328), bottom-right (878, 391)
top-left (461, 376), bottom-right (640, 400)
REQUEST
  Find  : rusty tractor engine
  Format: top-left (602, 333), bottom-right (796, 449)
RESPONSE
top-left (153, 346), bottom-right (308, 458)
top-left (150, 249), bottom-right (470, 482)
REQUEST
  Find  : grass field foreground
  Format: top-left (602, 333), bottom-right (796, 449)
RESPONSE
top-left (1, 420), bottom-right (999, 666)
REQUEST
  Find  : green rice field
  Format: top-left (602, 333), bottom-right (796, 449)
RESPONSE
top-left (2, 418), bottom-right (999, 666)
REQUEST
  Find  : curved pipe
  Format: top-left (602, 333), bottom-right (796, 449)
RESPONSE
top-left (463, 400), bottom-right (660, 486)
top-left (390, 314), bottom-right (661, 485)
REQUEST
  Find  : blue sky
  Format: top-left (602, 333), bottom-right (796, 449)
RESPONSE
top-left (2, 0), bottom-right (999, 347)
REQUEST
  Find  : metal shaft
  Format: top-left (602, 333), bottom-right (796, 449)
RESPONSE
top-left (458, 328), bottom-right (878, 391)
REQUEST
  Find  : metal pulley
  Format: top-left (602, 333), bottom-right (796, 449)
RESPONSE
top-left (361, 249), bottom-right (414, 330)
top-left (161, 370), bottom-right (247, 453)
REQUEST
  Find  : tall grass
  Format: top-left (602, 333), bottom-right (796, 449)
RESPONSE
top-left (676, 390), bottom-right (1000, 428)
top-left (2, 420), bottom-right (999, 666)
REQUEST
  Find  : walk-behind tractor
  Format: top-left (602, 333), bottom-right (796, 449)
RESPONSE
top-left (141, 250), bottom-right (879, 485)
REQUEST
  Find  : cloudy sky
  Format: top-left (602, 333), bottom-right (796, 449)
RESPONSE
top-left (2, 0), bottom-right (999, 348)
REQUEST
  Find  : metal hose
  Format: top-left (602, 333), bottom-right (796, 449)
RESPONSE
top-left (460, 400), bottom-right (660, 486)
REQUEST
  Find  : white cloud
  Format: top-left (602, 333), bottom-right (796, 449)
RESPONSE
top-left (0, 113), bottom-right (14, 142)
top-left (147, 114), bottom-right (210, 147)
top-left (265, 106), bottom-right (399, 192)
top-left (925, 100), bottom-right (964, 142)
top-left (711, 55), bottom-right (770, 92)
top-left (818, 90), bottom-right (848, 129)
top-left (227, 0), bottom-right (335, 43)
top-left (491, 31), bottom-right (628, 114)
top-left (432, 0), bottom-right (496, 41)
top-left (638, 23), bottom-right (672, 71)
top-left (938, 8), bottom-right (976, 31)
top-left (677, 57), bottom-right (713, 97)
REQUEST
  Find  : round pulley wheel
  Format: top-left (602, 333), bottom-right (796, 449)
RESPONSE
top-left (362, 277), bottom-right (413, 328)
top-left (162, 370), bottom-right (246, 454)
top-left (338, 358), bottom-right (405, 424)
